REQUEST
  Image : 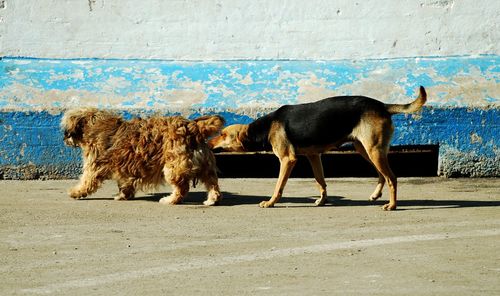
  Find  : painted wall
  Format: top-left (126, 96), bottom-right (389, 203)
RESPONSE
top-left (1, 0), bottom-right (498, 60)
top-left (0, 0), bottom-right (499, 178)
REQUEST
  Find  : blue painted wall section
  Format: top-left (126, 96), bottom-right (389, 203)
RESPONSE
top-left (0, 56), bottom-right (499, 178)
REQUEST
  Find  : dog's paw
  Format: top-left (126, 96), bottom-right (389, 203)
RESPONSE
top-left (369, 193), bottom-right (382, 201)
top-left (315, 197), bottom-right (327, 206)
top-left (203, 190), bottom-right (222, 206)
top-left (159, 197), bottom-right (173, 205)
top-left (69, 188), bottom-right (87, 199)
top-left (381, 203), bottom-right (396, 211)
top-left (204, 191), bottom-right (221, 206)
top-left (114, 194), bottom-right (128, 201)
top-left (259, 201), bottom-right (274, 208)
top-left (159, 196), bottom-right (181, 205)
top-left (203, 199), bottom-right (218, 206)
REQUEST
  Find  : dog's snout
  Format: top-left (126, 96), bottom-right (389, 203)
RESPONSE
top-left (208, 137), bottom-right (220, 149)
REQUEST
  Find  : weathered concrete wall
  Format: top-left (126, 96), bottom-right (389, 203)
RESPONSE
top-left (1, 0), bottom-right (498, 60)
top-left (1, 57), bottom-right (498, 178)
top-left (0, 0), bottom-right (499, 178)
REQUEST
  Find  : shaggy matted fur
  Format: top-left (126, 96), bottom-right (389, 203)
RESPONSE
top-left (61, 108), bottom-right (224, 205)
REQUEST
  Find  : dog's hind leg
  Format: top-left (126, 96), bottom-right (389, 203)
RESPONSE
top-left (160, 166), bottom-right (190, 205)
top-left (353, 141), bottom-right (385, 201)
top-left (359, 128), bottom-right (397, 211)
top-left (356, 119), bottom-right (397, 210)
top-left (367, 147), bottom-right (397, 210)
top-left (306, 154), bottom-right (328, 206)
top-left (159, 181), bottom-right (189, 205)
top-left (200, 170), bottom-right (222, 206)
top-left (115, 178), bottom-right (136, 200)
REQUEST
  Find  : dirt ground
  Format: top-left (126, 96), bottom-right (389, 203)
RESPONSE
top-left (1, 177), bottom-right (499, 295)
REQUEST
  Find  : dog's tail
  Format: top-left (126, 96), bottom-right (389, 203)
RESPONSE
top-left (386, 86), bottom-right (427, 114)
top-left (193, 115), bottom-right (226, 139)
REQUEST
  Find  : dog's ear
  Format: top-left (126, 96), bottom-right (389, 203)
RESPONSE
top-left (226, 125), bottom-right (248, 152)
top-left (236, 126), bottom-right (250, 150)
top-left (234, 125), bottom-right (247, 140)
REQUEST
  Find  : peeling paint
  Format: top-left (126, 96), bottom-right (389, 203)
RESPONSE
top-left (470, 133), bottom-right (483, 144)
top-left (1, 56), bottom-right (498, 113)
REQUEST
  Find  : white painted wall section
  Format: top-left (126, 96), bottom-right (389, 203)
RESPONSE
top-left (1, 0), bottom-right (498, 60)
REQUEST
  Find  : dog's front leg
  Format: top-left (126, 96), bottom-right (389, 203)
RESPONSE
top-left (69, 165), bottom-right (106, 199)
top-left (306, 154), bottom-right (328, 206)
top-left (260, 156), bottom-right (297, 208)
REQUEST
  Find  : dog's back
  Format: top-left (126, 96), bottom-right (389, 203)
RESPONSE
top-left (279, 96), bottom-right (390, 147)
top-left (245, 87), bottom-right (426, 151)
top-left (243, 96), bottom-right (388, 150)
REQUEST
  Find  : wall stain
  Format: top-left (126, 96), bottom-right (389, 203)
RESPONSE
top-left (88, 0), bottom-right (96, 12)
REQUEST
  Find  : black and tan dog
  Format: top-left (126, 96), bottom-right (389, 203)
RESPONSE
top-left (209, 86), bottom-right (426, 210)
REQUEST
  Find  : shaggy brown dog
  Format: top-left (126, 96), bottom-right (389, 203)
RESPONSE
top-left (61, 108), bottom-right (224, 205)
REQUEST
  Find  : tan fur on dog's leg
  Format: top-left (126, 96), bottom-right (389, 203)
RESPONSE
top-left (370, 175), bottom-right (385, 201)
top-left (159, 182), bottom-right (189, 205)
top-left (366, 147), bottom-right (397, 211)
top-left (260, 122), bottom-right (297, 208)
top-left (306, 154), bottom-right (328, 206)
top-left (204, 184), bottom-right (222, 206)
top-left (260, 155), bottom-right (297, 208)
top-left (69, 166), bottom-right (106, 199)
top-left (160, 163), bottom-right (190, 205)
top-left (201, 170), bottom-right (222, 206)
top-left (115, 178), bottom-right (136, 200)
top-left (353, 141), bottom-right (385, 200)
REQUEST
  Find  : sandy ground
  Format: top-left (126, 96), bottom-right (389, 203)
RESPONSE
top-left (1, 177), bottom-right (499, 295)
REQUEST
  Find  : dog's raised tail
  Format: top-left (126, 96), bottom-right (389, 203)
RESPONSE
top-left (194, 115), bottom-right (226, 139)
top-left (386, 86), bottom-right (427, 114)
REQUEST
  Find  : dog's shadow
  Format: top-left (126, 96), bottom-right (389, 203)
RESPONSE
top-left (135, 191), bottom-right (321, 206)
top-left (132, 192), bottom-right (500, 210)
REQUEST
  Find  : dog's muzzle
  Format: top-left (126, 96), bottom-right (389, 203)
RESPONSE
top-left (63, 136), bottom-right (79, 147)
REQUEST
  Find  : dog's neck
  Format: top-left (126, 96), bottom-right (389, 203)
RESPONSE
top-left (243, 120), bottom-right (273, 152)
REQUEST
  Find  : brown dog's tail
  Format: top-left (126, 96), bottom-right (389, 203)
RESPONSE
top-left (192, 115), bottom-right (226, 140)
top-left (386, 86), bottom-right (427, 114)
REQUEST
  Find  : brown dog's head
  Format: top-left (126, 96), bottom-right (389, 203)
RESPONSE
top-left (61, 108), bottom-right (121, 148)
top-left (208, 124), bottom-right (249, 152)
top-left (61, 108), bottom-right (94, 147)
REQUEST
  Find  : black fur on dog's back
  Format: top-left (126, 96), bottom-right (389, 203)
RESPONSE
top-left (243, 96), bottom-right (388, 151)
top-left (243, 87), bottom-right (426, 152)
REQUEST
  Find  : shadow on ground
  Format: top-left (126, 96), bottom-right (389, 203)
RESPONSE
top-left (123, 191), bottom-right (500, 210)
